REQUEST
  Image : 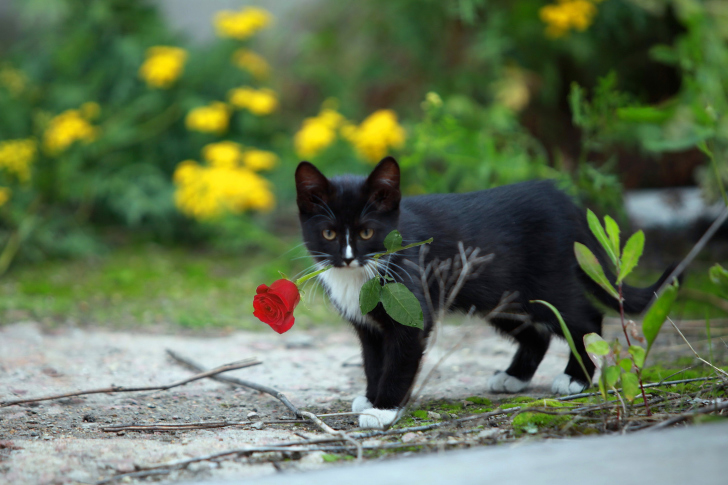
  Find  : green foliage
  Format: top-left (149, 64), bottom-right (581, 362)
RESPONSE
top-left (574, 242), bottom-right (619, 299)
top-left (642, 282), bottom-right (679, 352)
top-left (357, 230), bottom-right (431, 329)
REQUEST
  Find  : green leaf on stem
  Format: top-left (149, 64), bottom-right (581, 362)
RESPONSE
top-left (585, 338), bottom-right (610, 356)
top-left (381, 283), bottom-right (423, 329)
top-left (383, 230), bottom-right (403, 252)
top-left (533, 300), bottom-right (590, 385)
top-left (604, 215), bottom-right (620, 261)
top-left (587, 209), bottom-right (617, 266)
top-left (574, 242), bottom-right (619, 300)
top-left (618, 358), bottom-right (632, 372)
top-left (621, 372), bottom-right (640, 402)
top-left (642, 282), bottom-right (678, 352)
top-left (628, 345), bottom-right (646, 369)
top-left (709, 264), bottom-right (728, 299)
top-left (618, 230), bottom-right (644, 284)
top-left (359, 276), bottom-right (382, 315)
top-left (604, 365), bottom-right (621, 388)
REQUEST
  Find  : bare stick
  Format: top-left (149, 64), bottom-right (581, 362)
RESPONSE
top-left (166, 349), bottom-right (300, 417)
top-left (667, 317), bottom-right (728, 381)
top-left (558, 376), bottom-right (723, 401)
top-left (0, 358), bottom-right (260, 407)
top-left (654, 205), bottom-right (728, 300)
top-left (645, 399), bottom-right (728, 431)
top-left (299, 411), bottom-right (363, 461)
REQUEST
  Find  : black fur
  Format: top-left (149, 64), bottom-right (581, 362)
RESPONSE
top-left (295, 157), bottom-right (673, 410)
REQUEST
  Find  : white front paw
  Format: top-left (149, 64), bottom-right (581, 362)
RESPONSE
top-left (551, 373), bottom-right (588, 395)
top-left (358, 408), bottom-right (401, 429)
top-left (351, 395), bottom-right (374, 413)
top-left (487, 371), bottom-right (530, 393)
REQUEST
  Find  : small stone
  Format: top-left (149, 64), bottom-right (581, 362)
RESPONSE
top-left (246, 411), bottom-right (259, 419)
top-left (172, 416), bottom-right (180, 420)
top-left (251, 421), bottom-right (264, 430)
top-left (43, 435), bottom-right (52, 440)
top-left (427, 411), bottom-right (441, 420)
top-left (401, 432), bottom-right (422, 443)
top-left (477, 428), bottom-right (502, 440)
top-left (146, 403), bottom-right (156, 409)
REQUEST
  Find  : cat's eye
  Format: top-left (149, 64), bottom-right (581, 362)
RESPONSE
top-left (322, 229), bottom-right (337, 241)
top-left (360, 228), bottom-right (374, 240)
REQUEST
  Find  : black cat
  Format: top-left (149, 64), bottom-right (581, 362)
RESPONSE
top-left (295, 157), bottom-right (673, 429)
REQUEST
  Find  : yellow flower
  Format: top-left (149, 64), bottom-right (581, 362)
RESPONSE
top-left (0, 187), bottom-right (10, 207)
top-left (232, 49), bottom-right (270, 79)
top-left (139, 46), bottom-right (187, 89)
top-left (0, 139), bottom-right (36, 182)
top-left (173, 162), bottom-right (275, 219)
top-left (540, 0), bottom-right (599, 38)
top-left (43, 109), bottom-right (98, 155)
top-left (202, 141), bottom-right (243, 168)
top-left (80, 102), bottom-right (101, 120)
top-left (293, 108), bottom-right (347, 158)
top-left (344, 109), bottom-right (406, 163)
top-left (214, 7), bottom-right (272, 40)
top-left (0, 65), bottom-right (27, 96)
top-left (242, 149), bottom-right (278, 171)
top-left (185, 102), bottom-right (230, 134)
top-left (228, 87), bottom-right (278, 116)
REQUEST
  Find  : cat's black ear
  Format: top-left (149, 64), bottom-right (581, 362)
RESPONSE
top-left (365, 156), bottom-right (401, 212)
top-left (295, 161), bottom-right (332, 214)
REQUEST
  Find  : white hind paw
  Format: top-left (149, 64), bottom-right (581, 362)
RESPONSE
top-left (351, 395), bottom-right (374, 413)
top-left (551, 373), bottom-right (588, 395)
top-left (358, 408), bottom-right (401, 429)
top-left (487, 371), bottom-right (530, 393)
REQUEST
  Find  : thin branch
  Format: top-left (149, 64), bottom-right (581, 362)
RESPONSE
top-left (667, 317), bottom-right (728, 381)
top-left (166, 349), bottom-right (300, 417)
top-left (0, 358), bottom-right (260, 407)
top-left (558, 376), bottom-right (723, 401)
top-left (300, 411), bottom-right (362, 461)
top-left (644, 399), bottom-right (728, 431)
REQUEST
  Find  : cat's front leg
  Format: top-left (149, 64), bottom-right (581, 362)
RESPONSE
top-left (353, 325), bottom-right (385, 413)
top-left (358, 323), bottom-right (424, 429)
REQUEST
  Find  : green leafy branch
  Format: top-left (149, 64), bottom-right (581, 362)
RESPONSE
top-left (359, 230), bottom-right (433, 329)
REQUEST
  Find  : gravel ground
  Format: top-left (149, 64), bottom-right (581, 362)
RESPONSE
top-left (0, 319), bottom-right (579, 484)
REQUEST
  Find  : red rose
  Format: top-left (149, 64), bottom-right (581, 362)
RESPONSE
top-left (253, 279), bottom-right (301, 334)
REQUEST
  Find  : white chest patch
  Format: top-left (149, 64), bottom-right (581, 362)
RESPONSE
top-left (318, 266), bottom-right (373, 326)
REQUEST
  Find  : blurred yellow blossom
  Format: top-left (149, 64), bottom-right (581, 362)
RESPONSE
top-left (202, 141), bottom-right (243, 169)
top-left (214, 7), bottom-right (272, 40)
top-left (80, 102), bottom-right (101, 120)
top-left (493, 67), bottom-right (531, 111)
top-left (232, 49), bottom-right (270, 79)
top-left (186, 102), bottom-right (230, 134)
top-left (173, 161), bottom-right (275, 220)
top-left (242, 149), bottom-right (278, 171)
top-left (139, 46), bottom-right (187, 89)
top-left (43, 109), bottom-right (98, 155)
top-left (0, 138), bottom-right (36, 182)
top-left (540, 0), bottom-right (600, 38)
top-left (0, 187), bottom-right (10, 207)
top-left (229, 87), bottom-right (278, 116)
top-left (0, 65), bottom-right (27, 96)
top-left (294, 108), bottom-right (346, 158)
top-left (344, 109), bottom-right (406, 163)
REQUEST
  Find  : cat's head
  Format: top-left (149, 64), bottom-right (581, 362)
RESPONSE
top-left (295, 157), bottom-right (401, 269)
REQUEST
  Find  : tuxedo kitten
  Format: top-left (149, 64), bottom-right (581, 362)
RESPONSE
top-left (295, 157), bottom-right (673, 429)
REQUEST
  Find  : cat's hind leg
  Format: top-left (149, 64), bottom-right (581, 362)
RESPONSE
top-left (551, 304), bottom-right (601, 395)
top-left (487, 319), bottom-right (551, 393)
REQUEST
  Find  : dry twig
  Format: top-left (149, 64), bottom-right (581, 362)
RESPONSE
top-left (1, 358), bottom-right (260, 407)
top-left (166, 349), bottom-right (300, 416)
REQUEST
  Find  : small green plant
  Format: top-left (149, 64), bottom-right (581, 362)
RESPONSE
top-left (359, 230), bottom-right (432, 329)
top-left (539, 210), bottom-right (679, 414)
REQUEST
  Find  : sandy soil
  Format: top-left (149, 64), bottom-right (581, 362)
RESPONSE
top-left (0, 318), bottom-right (584, 484)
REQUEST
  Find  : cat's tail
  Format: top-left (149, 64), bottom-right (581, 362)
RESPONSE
top-left (579, 263), bottom-right (679, 314)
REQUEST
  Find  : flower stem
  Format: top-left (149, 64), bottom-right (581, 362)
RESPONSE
top-left (294, 265), bottom-right (332, 287)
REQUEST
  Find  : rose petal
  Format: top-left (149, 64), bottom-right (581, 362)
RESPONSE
top-left (256, 284), bottom-right (271, 294)
top-left (268, 279), bottom-right (300, 312)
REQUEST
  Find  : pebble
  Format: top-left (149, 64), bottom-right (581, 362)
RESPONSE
top-left (477, 428), bottom-right (502, 439)
top-left (247, 411), bottom-right (259, 419)
top-left (251, 421), bottom-right (264, 430)
top-left (146, 403), bottom-right (156, 409)
top-left (427, 411), bottom-right (442, 420)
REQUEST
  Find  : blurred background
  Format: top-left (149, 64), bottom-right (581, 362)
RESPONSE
top-left (0, 0), bottom-right (726, 331)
